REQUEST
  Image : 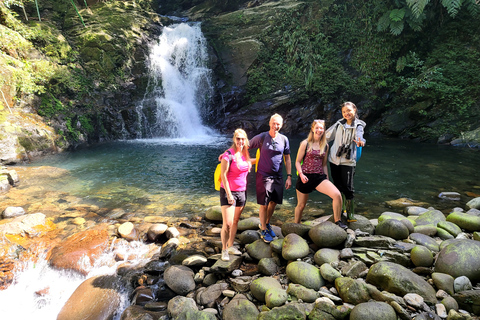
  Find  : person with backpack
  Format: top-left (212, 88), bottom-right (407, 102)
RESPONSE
top-left (294, 120), bottom-right (345, 228)
top-left (218, 129), bottom-right (252, 261)
top-left (249, 114), bottom-right (292, 243)
top-left (326, 101), bottom-right (366, 224)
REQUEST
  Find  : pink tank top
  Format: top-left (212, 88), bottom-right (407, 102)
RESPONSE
top-left (301, 148), bottom-right (325, 174)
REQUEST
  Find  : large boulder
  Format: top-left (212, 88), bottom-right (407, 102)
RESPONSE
top-left (366, 261), bottom-right (437, 304)
top-left (434, 239), bottom-right (480, 282)
top-left (349, 301), bottom-right (396, 320)
top-left (57, 275), bottom-right (122, 320)
top-left (409, 233), bottom-right (439, 252)
top-left (375, 219), bottom-right (410, 240)
top-left (282, 233), bottom-right (309, 260)
top-left (164, 265), bottom-right (195, 295)
top-left (246, 239), bottom-right (273, 260)
top-left (48, 228), bottom-right (110, 275)
top-left (335, 277), bottom-right (379, 304)
top-left (314, 248), bottom-right (340, 266)
top-left (414, 209), bottom-right (446, 226)
top-left (446, 211), bottom-right (480, 232)
top-left (308, 221), bottom-right (347, 248)
top-left (223, 294), bottom-right (259, 320)
top-left (466, 197), bottom-right (480, 210)
top-left (250, 277), bottom-right (283, 302)
top-left (285, 261), bottom-right (324, 290)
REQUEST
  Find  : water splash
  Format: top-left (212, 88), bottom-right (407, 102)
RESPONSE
top-left (0, 240), bottom-right (155, 319)
top-left (138, 23), bottom-right (215, 139)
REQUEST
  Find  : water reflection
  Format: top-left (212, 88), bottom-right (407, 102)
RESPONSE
top-left (20, 137), bottom-right (480, 221)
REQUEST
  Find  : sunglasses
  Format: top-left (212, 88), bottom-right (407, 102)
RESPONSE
top-left (314, 119), bottom-right (325, 123)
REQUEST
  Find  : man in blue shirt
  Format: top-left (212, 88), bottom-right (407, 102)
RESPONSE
top-left (249, 114), bottom-right (292, 243)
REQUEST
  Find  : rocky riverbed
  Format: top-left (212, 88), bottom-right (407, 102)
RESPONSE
top-left (1, 166), bottom-right (480, 320)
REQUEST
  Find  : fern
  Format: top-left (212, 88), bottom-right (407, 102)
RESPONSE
top-left (390, 20), bottom-right (405, 35)
top-left (377, 12), bottom-right (391, 32)
top-left (442, 0), bottom-right (463, 17)
top-left (406, 0), bottom-right (430, 18)
top-left (389, 8), bottom-right (406, 21)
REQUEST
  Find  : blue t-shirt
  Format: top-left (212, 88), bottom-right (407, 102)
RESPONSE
top-left (250, 132), bottom-right (290, 178)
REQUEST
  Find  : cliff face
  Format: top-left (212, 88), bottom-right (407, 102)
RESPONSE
top-left (1, 0), bottom-right (479, 163)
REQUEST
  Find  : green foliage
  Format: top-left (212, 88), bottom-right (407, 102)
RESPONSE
top-left (38, 94), bottom-right (65, 118)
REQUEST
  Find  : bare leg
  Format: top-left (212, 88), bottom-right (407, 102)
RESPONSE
top-left (221, 205), bottom-right (235, 250)
top-left (259, 204), bottom-right (267, 230)
top-left (266, 201), bottom-right (277, 225)
top-left (294, 190), bottom-right (309, 223)
top-left (228, 206), bottom-right (244, 247)
top-left (316, 180), bottom-right (342, 222)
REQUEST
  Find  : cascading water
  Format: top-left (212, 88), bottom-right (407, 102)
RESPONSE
top-left (137, 22), bottom-right (215, 140)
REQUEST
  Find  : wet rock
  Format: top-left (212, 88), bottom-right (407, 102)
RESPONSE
top-left (48, 228), bottom-right (109, 275)
top-left (258, 257), bottom-right (278, 276)
top-left (158, 238), bottom-right (179, 259)
top-left (223, 294), bottom-right (259, 320)
top-left (245, 239), bottom-right (273, 260)
top-left (257, 302), bottom-right (313, 320)
top-left (132, 286), bottom-right (154, 305)
top-left (210, 254), bottom-right (243, 273)
top-left (454, 276), bottom-right (472, 293)
top-left (265, 287), bottom-right (288, 308)
top-left (165, 226), bottom-right (180, 239)
top-left (314, 248), bottom-right (340, 266)
top-left (385, 198), bottom-right (429, 209)
top-left (2, 206), bottom-right (25, 218)
top-left (411, 245), bottom-right (434, 267)
top-left (435, 239), bottom-right (480, 282)
top-left (432, 272), bottom-right (455, 295)
top-left (282, 233), bottom-right (309, 260)
top-left (466, 197), bottom-right (480, 210)
top-left (280, 222), bottom-right (311, 238)
top-left (335, 277), bottom-right (378, 304)
top-left (415, 209), bottom-right (446, 226)
top-left (409, 233), bottom-right (440, 252)
top-left (287, 283), bottom-right (319, 302)
top-left (309, 221), bottom-right (347, 248)
top-left (0, 212), bottom-right (46, 235)
top-left (164, 265), bottom-right (195, 296)
top-left (413, 224), bottom-right (438, 236)
top-left (238, 229), bottom-right (261, 244)
top-left (439, 192), bottom-right (461, 201)
top-left (120, 305), bottom-right (166, 320)
top-left (237, 216), bottom-right (260, 231)
top-left (182, 254), bottom-right (207, 267)
top-left (57, 275), bottom-right (122, 320)
top-left (286, 261), bottom-right (324, 290)
top-left (376, 219), bottom-right (410, 240)
top-left (366, 261), bottom-right (437, 304)
top-left (198, 282), bottom-right (228, 305)
top-left (167, 296), bottom-right (198, 318)
top-left (118, 222), bottom-right (138, 241)
top-left (250, 276), bottom-right (282, 302)
top-left (205, 206), bottom-right (222, 221)
top-left (446, 211), bottom-right (480, 232)
top-left (147, 223), bottom-right (168, 241)
top-left (350, 301), bottom-right (396, 320)
top-left (319, 263), bottom-right (342, 282)
top-left (453, 290), bottom-right (480, 315)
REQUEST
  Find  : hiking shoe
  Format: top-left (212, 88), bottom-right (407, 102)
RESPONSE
top-left (221, 250), bottom-right (230, 261)
top-left (335, 220), bottom-right (348, 230)
top-left (259, 223), bottom-right (277, 239)
top-left (260, 229), bottom-right (273, 243)
top-left (228, 246), bottom-right (242, 255)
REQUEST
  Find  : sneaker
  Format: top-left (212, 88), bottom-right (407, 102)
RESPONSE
top-left (260, 229), bottom-right (273, 243)
top-left (221, 250), bottom-right (230, 261)
top-left (335, 220), bottom-right (348, 230)
top-left (228, 246), bottom-right (242, 255)
top-left (259, 223), bottom-right (277, 239)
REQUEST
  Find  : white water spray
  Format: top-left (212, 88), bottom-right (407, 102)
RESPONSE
top-left (139, 23), bottom-right (215, 139)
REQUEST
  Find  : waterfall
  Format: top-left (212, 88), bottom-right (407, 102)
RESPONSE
top-left (138, 23), bottom-right (215, 139)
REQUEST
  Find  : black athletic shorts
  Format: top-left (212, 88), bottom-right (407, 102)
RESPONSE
top-left (296, 173), bottom-right (328, 194)
top-left (256, 174), bottom-right (284, 205)
top-left (220, 188), bottom-right (247, 207)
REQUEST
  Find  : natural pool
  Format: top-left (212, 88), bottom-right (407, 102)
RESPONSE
top-left (22, 135), bottom-right (480, 221)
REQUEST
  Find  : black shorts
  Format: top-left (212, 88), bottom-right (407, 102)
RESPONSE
top-left (256, 174), bottom-right (284, 205)
top-left (296, 173), bottom-right (328, 194)
top-left (220, 188), bottom-right (247, 207)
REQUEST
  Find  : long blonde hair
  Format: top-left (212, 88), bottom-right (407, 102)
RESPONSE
top-left (306, 120), bottom-right (327, 153)
top-left (229, 129), bottom-right (251, 168)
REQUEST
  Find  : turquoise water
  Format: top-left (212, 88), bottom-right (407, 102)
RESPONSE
top-left (26, 136), bottom-right (479, 220)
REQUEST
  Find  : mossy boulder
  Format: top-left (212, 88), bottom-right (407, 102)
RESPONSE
top-left (350, 302), bottom-right (396, 320)
top-left (414, 209), bottom-right (446, 226)
top-left (286, 283), bottom-right (319, 303)
top-left (437, 221), bottom-right (462, 237)
top-left (335, 277), bottom-right (378, 304)
top-left (409, 233), bottom-right (439, 252)
top-left (265, 288), bottom-right (288, 308)
top-left (223, 294), bottom-right (259, 320)
top-left (246, 239), bottom-right (273, 260)
top-left (285, 261), bottom-right (324, 290)
top-left (250, 277), bottom-right (282, 302)
top-left (410, 245), bottom-right (434, 267)
top-left (282, 233), bottom-right (309, 261)
top-left (446, 211), bottom-right (480, 232)
top-left (313, 248), bottom-right (340, 266)
top-left (366, 261), bottom-right (437, 304)
top-left (308, 221), bottom-right (347, 248)
top-left (375, 219), bottom-right (410, 240)
top-left (434, 239), bottom-right (480, 282)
